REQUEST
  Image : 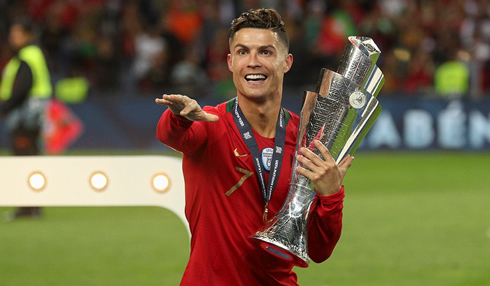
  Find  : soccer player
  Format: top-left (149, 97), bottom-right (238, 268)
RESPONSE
top-left (156, 8), bottom-right (354, 285)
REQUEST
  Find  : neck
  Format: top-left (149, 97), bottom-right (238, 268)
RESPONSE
top-left (238, 96), bottom-right (282, 138)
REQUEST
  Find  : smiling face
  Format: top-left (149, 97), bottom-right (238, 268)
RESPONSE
top-left (227, 28), bottom-right (293, 103)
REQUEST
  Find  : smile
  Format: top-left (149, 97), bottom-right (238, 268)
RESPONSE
top-left (245, 74), bottom-right (267, 81)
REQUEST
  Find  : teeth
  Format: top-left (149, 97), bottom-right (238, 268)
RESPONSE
top-left (246, 74), bottom-right (266, 80)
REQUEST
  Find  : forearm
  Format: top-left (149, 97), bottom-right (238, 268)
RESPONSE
top-left (156, 109), bottom-right (207, 154)
top-left (307, 186), bottom-right (344, 263)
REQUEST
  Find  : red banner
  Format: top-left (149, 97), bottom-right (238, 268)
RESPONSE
top-left (42, 99), bottom-right (84, 154)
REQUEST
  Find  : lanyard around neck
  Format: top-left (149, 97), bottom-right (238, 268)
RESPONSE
top-left (232, 98), bottom-right (286, 211)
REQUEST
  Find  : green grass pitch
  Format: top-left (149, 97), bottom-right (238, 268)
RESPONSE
top-left (1, 151), bottom-right (489, 285)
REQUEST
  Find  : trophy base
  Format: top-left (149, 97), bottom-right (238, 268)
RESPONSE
top-left (251, 235), bottom-right (309, 268)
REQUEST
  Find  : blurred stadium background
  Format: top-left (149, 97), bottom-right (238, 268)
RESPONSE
top-left (1, 0), bottom-right (490, 285)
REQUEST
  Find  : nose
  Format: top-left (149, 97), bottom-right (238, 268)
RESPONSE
top-left (247, 51), bottom-right (261, 67)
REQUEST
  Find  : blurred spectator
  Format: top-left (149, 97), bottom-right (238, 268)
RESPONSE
top-left (205, 25), bottom-right (234, 98)
top-left (170, 47), bottom-right (209, 97)
top-left (142, 46), bottom-right (170, 92)
top-left (0, 0), bottom-right (488, 98)
top-left (40, 4), bottom-right (71, 76)
top-left (461, 0), bottom-right (490, 98)
top-left (67, 5), bottom-right (104, 84)
top-left (1, 19), bottom-right (52, 220)
top-left (119, 1), bottom-right (142, 93)
top-left (133, 25), bottom-right (168, 93)
top-left (284, 19), bottom-right (312, 87)
top-left (404, 47), bottom-right (434, 95)
top-left (434, 51), bottom-right (470, 99)
top-left (166, 0), bottom-right (203, 46)
top-left (357, 2), bottom-right (396, 54)
top-left (158, 11), bottom-right (185, 79)
top-left (55, 63), bottom-right (90, 103)
top-left (93, 36), bottom-right (120, 94)
top-left (316, 8), bottom-right (358, 63)
top-left (55, 76), bottom-right (90, 103)
top-left (379, 50), bottom-right (402, 95)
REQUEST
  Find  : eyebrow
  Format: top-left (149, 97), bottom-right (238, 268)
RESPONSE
top-left (233, 44), bottom-right (277, 51)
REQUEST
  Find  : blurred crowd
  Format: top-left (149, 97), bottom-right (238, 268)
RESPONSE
top-left (0, 0), bottom-right (489, 100)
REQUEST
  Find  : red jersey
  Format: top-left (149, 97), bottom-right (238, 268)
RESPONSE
top-left (156, 99), bottom-right (344, 286)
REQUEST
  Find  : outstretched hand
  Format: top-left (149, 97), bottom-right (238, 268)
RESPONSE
top-left (155, 94), bottom-right (219, 122)
top-left (295, 140), bottom-right (354, 196)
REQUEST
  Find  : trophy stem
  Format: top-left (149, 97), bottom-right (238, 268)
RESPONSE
top-left (253, 174), bottom-right (314, 268)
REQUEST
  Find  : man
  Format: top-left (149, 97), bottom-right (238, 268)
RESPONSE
top-left (1, 19), bottom-right (52, 219)
top-left (156, 8), bottom-right (353, 285)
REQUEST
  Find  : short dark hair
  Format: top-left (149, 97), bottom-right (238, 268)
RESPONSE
top-left (12, 17), bottom-right (34, 34)
top-left (229, 8), bottom-right (289, 51)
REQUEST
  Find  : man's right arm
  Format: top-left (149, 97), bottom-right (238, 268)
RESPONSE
top-left (156, 109), bottom-right (208, 154)
top-left (155, 94), bottom-right (219, 154)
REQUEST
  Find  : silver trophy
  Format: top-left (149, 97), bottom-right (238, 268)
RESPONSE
top-left (253, 36), bottom-right (385, 267)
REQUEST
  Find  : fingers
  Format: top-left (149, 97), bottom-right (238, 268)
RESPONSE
top-left (158, 94), bottom-right (188, 104)
top-left (313, 140), bottom-right (336, 164)
top-left (204, 113), bottom-right (220, 122)
top-left (295, 140), bottom-right (354, 180)
top-left (155, 94), bottom-right (186, 107)
top-left (156, 94), bottom-right (219, 122)
top-left (296, 148), bottom-right (322, 172)
top-left (180, 99), bottom-right (219, 122)
top-left (155, 98), bottom-right (171, 105)
top-left (338, 155), bottom-right (354, 171)
top-left (298, 140), bottom-right (352, 165)
top-left (296, 140), bottom-right (332, 169)
top-left (180, 97), bottom-right (199, 116)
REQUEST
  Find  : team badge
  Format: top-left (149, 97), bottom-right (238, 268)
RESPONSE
top-left (349, 91), bottom-right (367, 109)
top-left (261, 147), bottom-right (273, 172)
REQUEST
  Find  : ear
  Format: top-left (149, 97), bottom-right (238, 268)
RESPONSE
top-left (283, 53), bottom-right (293, 73)
top-left (227, 54), bottom-right (233, 72)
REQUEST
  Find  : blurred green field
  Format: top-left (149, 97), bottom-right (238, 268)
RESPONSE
top-left (1, 151), bottom-right (489, 285)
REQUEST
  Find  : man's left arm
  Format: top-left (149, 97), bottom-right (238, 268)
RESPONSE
top-left (306, 188), bottom-right (344, 263)
top-left (295, 140), bottom-right (354, 263)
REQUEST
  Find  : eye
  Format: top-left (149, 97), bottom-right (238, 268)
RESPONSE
top-left (238, 49), bottom-right (247, 55)
top-left (261, 50), bottom-right (272, 55)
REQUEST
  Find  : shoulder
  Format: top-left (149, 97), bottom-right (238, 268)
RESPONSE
top-left (18, 45), bottom-right (46, 65)
top-left (201, 98), bottom-right (238, 119)
top-left (198, 99), bottom-right (237, 133)
top-left (200, 99), bottom-right (232, 119)
top-left (284, 108), bottom-right (299, 128)
top-left (19, 45), bottom-right (43, 57)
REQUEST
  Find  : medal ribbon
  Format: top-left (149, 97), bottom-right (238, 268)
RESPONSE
top-left (232, 98), bottom-right (286, 219)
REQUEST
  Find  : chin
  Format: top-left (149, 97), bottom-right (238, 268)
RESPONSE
top-left (241, 91), bottom-right (268, 101)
